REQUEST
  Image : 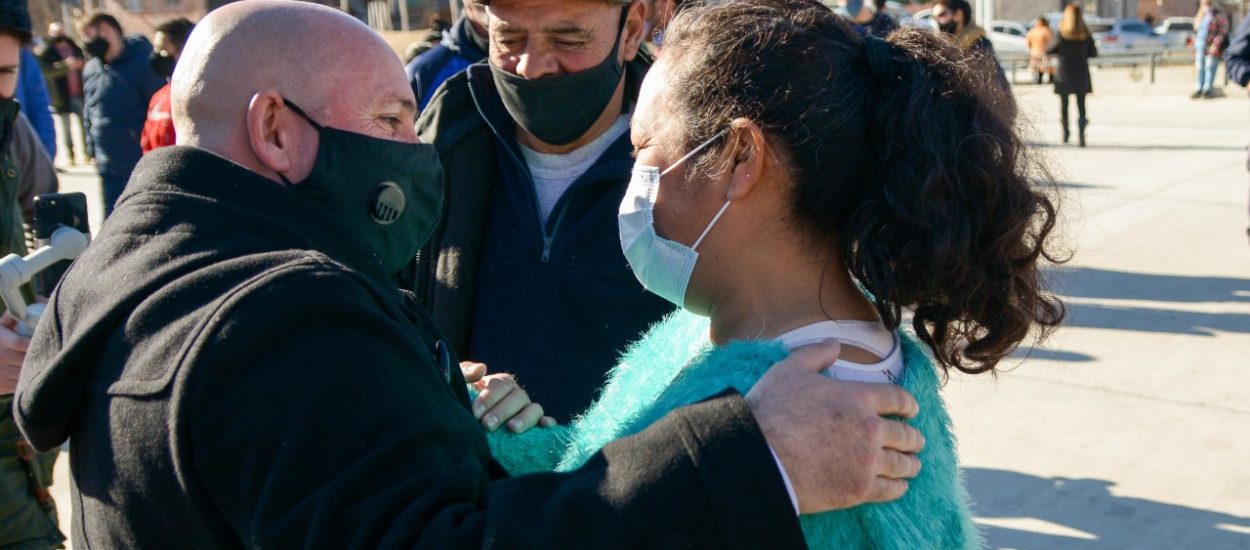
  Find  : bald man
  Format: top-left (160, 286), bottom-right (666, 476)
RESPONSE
top-left (13, 2), bottom-right (923, 547)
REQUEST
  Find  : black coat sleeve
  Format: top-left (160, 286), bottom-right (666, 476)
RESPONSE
top-left (187, 265), bottom-right (805, 549)
top-left (1225, 16), bottom-right (1250, 87)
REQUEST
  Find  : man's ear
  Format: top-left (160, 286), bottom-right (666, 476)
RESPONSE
top-left (622, 0), bottom-right (647, 63)
top-left (247, 90), bottom-right (305, 183)
top-left (725, 118), bottom-right (767, 202)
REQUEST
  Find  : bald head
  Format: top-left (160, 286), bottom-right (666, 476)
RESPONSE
top-left (173, 0), bottom-right (416, 182)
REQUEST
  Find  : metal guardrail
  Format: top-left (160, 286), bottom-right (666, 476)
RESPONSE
top-left (999, 50), bottom-right (1227, 86)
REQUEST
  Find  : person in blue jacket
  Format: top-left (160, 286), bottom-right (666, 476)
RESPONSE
top-left (1225, 13), bottom-right (1250, 244)
top-left (14, 47), bottom-right (54, 159)
top-left (405, 0), bottom-right (488, 110)
top-left (79, 12), bottom-right (164, 217)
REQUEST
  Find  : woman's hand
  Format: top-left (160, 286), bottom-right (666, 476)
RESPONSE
top-left (460, 362), bottom-right (557, 434)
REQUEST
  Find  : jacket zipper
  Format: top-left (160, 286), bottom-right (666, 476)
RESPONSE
top-left (467, 76), bottom-right (570, 264)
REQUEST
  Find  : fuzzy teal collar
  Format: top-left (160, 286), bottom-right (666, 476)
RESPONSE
top-left (487, 309), bottom-right (982, 549)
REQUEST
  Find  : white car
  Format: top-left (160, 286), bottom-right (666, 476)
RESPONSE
top-left (988, 20), bottom-right (1029, 55)
top-left (1155, 17), bottom-right (1195, 51)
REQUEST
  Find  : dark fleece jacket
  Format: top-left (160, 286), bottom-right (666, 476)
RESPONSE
top-left (13, 146), bottom-right (804, 549)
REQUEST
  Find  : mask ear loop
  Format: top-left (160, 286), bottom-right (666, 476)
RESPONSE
top-left (276, 97), bottom-right (322, 186)
top-left (691, 200), bottom-right (731, 250)
top-left (682, 128), bottom-right (734, 250)
top-left (660, 128), bottom-right (730, 177)
top-left (281, 98), bottom-right (323, 131)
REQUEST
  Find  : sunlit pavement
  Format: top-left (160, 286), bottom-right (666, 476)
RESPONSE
top-left (949, 76), bottom-right (1250, 548)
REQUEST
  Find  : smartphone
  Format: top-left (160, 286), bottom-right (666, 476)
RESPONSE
top-left (32, 192), bottom-right (90, 296)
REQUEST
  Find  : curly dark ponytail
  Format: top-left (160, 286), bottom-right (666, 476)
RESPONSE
top-left (663, 0), bottom-right (1065, 374)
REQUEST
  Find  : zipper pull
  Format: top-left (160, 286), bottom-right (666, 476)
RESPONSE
top-left (541, 236), bottom-right (552, 263)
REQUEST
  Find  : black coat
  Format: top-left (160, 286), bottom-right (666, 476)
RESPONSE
top-left (1049, 37), bottom-right (1098, 95)
top-left (14, 147), bottom-right (804, 549)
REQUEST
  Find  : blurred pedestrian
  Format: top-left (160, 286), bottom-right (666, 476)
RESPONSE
top-left (141, 18), bottom-right (195, 155)
top-left (1050, 4), bottom-right (1096, 147)
top-left (1026, 16), bottom-right (1053, 84)
top-left (1221, 10), bottom-right (1250, 243)
top-left (932, 0), bottom-right (1007, 90)
top-left (14, 44), bottom-right (53, 159)
top-left (36, 22), bottom-right (84, 165)
top-left (405, 0), bottom-right (487, 109)
top-left (835, 0), bottom-right (898, 38)
top-left (640, 0), bottom-right (683, 49)
top-left (1192, 0), bottom-right (1229, 99)
top-left (0, 1), bottom-right (63, 547)
top-left (79, 13), bottom-right (164, 216)
top-left (402, 29), bottom-right (443, 64)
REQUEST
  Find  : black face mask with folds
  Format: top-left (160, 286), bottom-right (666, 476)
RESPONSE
top-left (489, 8), bottom-right (628, 146)
top-left (939, 21), bottom-right (960, 35)
top-left (149, 51), bottom-right (176, 78)
top-left (279, 99), bottom-right (446, 273)
top-left (85, 37), bottom-right (109, 58)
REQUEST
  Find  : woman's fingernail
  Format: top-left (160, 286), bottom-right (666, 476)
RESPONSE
top-left (473, 404), bottom-right (485, 418)
top-left (484, 415), bottom-right (498, 430)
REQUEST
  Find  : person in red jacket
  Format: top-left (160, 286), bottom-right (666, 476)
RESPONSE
top-left (141, 18), bottom-right (194, 154)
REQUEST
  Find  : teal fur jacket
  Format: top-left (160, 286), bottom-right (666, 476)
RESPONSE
top-left (484, 310), bottom-right (982, 549)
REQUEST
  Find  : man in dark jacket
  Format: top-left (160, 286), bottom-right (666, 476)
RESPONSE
top-left (37, 23), bottom-right (85, 165)
top-left (405, 0), bottom-right (677, 421)
top-left (405, 0), bottom-right (487, 110)
top-left (1224, 14), bottom-right (1250, 244)
top-left (79, 13), bottom-right (165, 216)
top-left (13, 2), bottom-right (924, 546)
top-left (0, 2), bottom-right (63, 547)
top-left (932, 0), bottom-right (1009, 91)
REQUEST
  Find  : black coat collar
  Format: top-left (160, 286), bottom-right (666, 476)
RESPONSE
top-left (122, 146), bottom-right (397, 287)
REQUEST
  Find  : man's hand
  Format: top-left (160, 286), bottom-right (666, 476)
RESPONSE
top-left (460, 362), bottom-right (557, 434)
top-left (0, 312), bottom-right (31, 394)
top-left (746, 340), bottom-right (925, 514)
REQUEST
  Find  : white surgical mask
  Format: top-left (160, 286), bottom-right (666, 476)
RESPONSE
top-left (619, 130), bottom-right (730, 308)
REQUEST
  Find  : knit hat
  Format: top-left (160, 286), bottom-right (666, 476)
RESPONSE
top-left (0, 0), bottom-right (32, 43)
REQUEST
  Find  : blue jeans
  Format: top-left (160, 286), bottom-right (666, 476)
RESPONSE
top-left (100, 171), bottom-right (131, 219)
top-left (1196, 52), bottom-right (1221, 93)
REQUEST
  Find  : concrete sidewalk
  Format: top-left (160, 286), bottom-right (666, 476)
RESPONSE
top-left (946, 85), bottom-right (1250, 548)
top-left (36, 81), bottom-right (1250, 548)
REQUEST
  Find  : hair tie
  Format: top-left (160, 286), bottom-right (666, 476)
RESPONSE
top-left (863, 35), bottom-right (898, 82)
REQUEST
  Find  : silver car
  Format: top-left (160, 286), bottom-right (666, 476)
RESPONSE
top-left (1093, 19), bottom-right (1167, 53)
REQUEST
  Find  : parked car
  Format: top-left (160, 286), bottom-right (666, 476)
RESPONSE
top-left (1155, 17), bottom-right (1195, 51)
top-left (1094, 19), bottom-right (1167, 53)
top-left (990, 20), bottom-right (1029, 38)
top-left (988, 20), bottom-right (1028, 54)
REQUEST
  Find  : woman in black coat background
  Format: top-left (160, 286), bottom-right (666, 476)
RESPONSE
top-left (1049, 4), bottom-right (1098, 147)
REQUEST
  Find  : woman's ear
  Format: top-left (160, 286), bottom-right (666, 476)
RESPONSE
top-left (725, 118), bottom-right (767, 201)
top-left (246, 89), bottom-right (300, 182)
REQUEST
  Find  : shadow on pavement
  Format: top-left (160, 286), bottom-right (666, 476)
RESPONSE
top-left (967, 468), bottom-right (1250, 549)
top-left (1030, 142), bottom-right (1248, 152)
top-left (1049, 267), bottom-right (1250, 304)
top-left (1009, 348), bottom-right (1097, 362)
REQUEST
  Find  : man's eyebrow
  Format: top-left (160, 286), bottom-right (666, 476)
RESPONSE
top-left (540, 23), bottom-right (593, 38)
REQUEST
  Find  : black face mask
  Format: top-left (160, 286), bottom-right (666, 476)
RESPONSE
top-left (149, 52), bottom-right (176, 78)
top-left (280, 99), bottom-right (446, 273)
top-left (489, 8), bottom-right (628, 146)
top-left (939, 20), bottom-right (960, 35)
top-left (85, 37), bottom-right (109, 58)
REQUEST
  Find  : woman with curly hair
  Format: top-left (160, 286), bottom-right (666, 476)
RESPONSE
top-left (485, 0), bottom-right (1066, 546)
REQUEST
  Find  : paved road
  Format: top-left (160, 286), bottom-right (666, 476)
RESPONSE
top-left (949, 86), bottom-right (1250, 548)
top-left (39, 81), bottom-right (1250, 548)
